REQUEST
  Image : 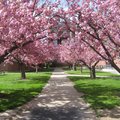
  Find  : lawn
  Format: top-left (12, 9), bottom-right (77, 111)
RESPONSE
top-left (65, 68), bottom-right (120, 77)
top-left (68, 76), bottom-right (120, 115)
top-left (65, 69), bottom-right (90, 75)
top-left (0, 71), bottom-right (51, 112)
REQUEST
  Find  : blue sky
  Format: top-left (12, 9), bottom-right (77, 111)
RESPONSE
top-left (38, 0), bottom-right (68, 9)
top-left (38, 0), bottom-right (83, 9)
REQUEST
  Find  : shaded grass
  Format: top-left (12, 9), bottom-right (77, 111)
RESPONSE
top-left (0, 71), bottom-right (52, 112)
top-left (68, 76), bottom-right (120, 115)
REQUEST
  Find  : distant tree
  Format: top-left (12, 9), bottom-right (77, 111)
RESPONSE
top-left (59, 37), bottom-right (102, 78)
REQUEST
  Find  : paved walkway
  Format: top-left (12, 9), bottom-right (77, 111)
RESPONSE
top-left (0, 68), bottom-right (97, 120)
top-left (102, 68), bottom-right (120, 75)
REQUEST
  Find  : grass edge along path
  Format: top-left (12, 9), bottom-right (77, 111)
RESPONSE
top-left (68, 76), bottom-right (120, 116)
top-left (0, 71), bottom-right (52, 112)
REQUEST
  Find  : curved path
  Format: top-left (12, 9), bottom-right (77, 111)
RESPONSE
top-left (0, 68), bottom-right (97, 120)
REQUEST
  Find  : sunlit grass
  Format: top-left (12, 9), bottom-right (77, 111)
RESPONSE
top-left (68, 76), bottom-right (120, 115)
top-left (0, 71), bottom-right (52, 112)
top-left (64, 67), bottom-right (120, 77)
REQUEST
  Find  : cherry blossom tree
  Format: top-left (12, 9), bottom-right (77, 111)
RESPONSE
top-left (0, 0), bottom-right (55, 65)
top-left (0, 0), bottom-right (119, 77)
top-left (6, 40), bottom-right (57, 79)
top-left (55, 0), bottom-right (120, 73)
top-left (59, 37), bottom-right (102, 79)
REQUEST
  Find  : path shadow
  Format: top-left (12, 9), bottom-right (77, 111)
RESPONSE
top-left (30, 106), bottom-right (81, 120)
top-left (28, 81), bottom-right (95, 120)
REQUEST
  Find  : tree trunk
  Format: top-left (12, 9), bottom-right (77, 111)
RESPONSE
top-left (109, 60), bottom-right (120, 73)
top-left (68, 64), bottom-right (71, 70)
top-left (90, 66), bottom-right (96, 79)
top-left (46, 63), bottom-right (50, 69)
top-left (45, 63), bottom-right (47, 69)
top-left (68, 65), bottom-right (70, 69)
top-left (20, 63), bottom-right (26, 79)
top-left (80, 65), bottom-right (83, 74)
top-left (72, 63), bottom-right (77, 71)
top-left (70, 64), bottom-right (72, 70)
top-left (36, 65), bottom-right (38, 73)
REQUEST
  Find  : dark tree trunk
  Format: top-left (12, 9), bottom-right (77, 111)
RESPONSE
top-left (109, 60), bottom-right (120, 73)
top-left (75, 65), bottom-right (77, 71)
top-left (90, 66), bottom-right (96, 79)
top-left (68, 64), bottom-right (72, 70)
top-left (20, 63), bottom-right (26, 79)
top-left (68, 64), bottom-right (71, 70)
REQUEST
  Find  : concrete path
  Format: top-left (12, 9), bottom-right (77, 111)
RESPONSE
top-left (102, 68), bottom-right (120, 75)
top-left (0, 68), bottom-right (97, 120)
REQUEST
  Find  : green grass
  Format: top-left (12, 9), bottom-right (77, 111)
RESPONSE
top-left (65, 68), bottom-right (120, 77)
top-left (65, 69), bottom-right (89, 75)
top-left (0, 71), bottom-right (51, 112)
top-left (68, 76), bottom-right (120, 115)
